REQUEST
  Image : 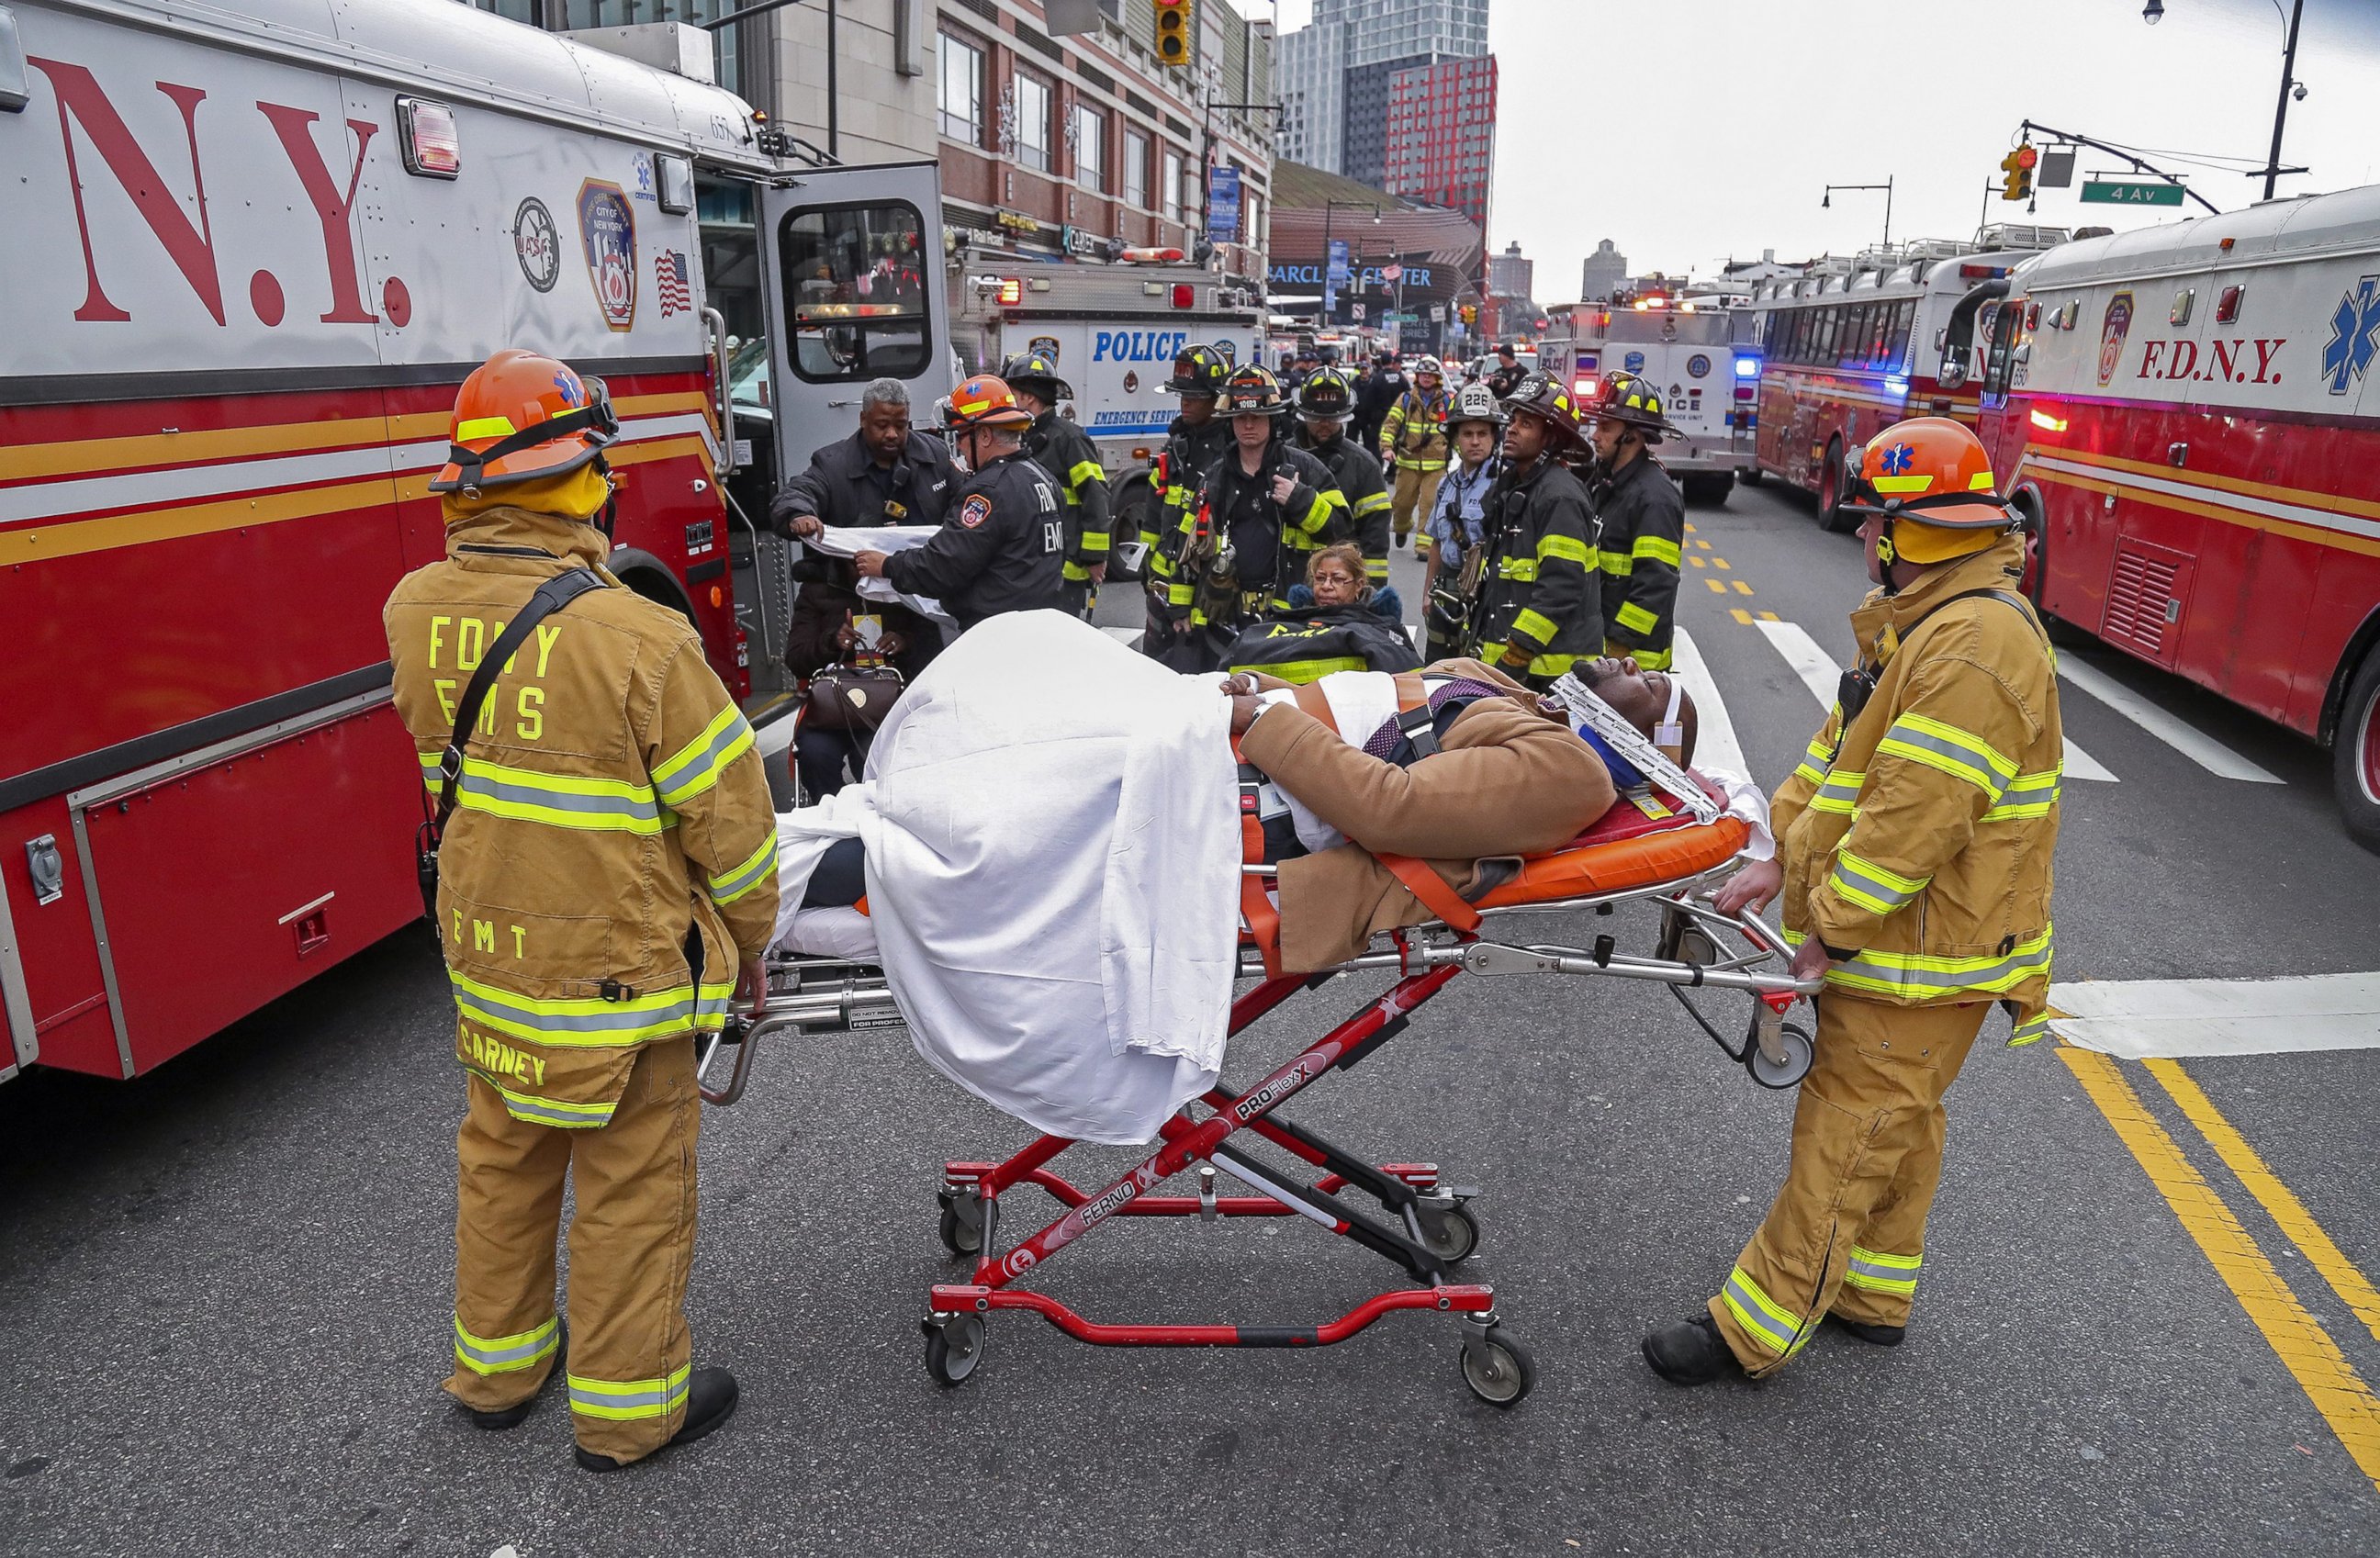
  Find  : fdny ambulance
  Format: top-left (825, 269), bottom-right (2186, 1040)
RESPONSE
top-left (1937, 187), bottom-right (2380, 849)
top-left (0, 0), bottom-right (952, 1083)
top-left (1541, 291), bottom-right (1760, 505)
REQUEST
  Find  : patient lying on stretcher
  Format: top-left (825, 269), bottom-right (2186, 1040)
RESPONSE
top-left (782, 654), bottom-right (1755, 973)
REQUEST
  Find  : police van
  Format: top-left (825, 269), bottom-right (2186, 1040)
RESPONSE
top-left (953, 252), bottom-right (1264, 471)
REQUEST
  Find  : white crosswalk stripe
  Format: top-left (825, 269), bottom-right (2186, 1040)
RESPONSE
top-left (1668, 628), bottom-right (1746, 781)
top-left (2050, 971), bottom-right (2380, 1058)
top-left (1100, 625), bottom-right (1144, 649)
top-left (2055, 656), bottom-right (2280, 784)
top-left (1755, 618), bottom-right (2117, 783)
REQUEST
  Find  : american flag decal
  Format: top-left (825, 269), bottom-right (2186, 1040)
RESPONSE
top-left (656, 250), bottom-right (692, 317)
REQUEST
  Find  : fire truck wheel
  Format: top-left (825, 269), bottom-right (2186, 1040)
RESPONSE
top-left (1742, 465), bottom-right (1766, 488)
top-left (2333, 646), bottom-right (2380, 855)
top-left (1816, 442), bottom-right (1858, 534)
top-left (1682, 474), bottom-right (1734, 507)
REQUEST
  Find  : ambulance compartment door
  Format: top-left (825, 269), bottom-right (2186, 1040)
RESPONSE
top-left (756, 162), bottom-right (954, 483)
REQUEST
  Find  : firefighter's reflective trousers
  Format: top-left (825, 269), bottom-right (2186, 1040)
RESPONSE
top-left (1709, 995), bottom-right (1987, 1375)
top-left (444, 1035), bottom-right (700, 1463)
top-left (1391, 465), bottom-right (1446, 547)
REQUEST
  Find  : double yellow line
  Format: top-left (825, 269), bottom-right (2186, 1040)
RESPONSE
top-left (2062, 1044), bottom-right (2380, 1490)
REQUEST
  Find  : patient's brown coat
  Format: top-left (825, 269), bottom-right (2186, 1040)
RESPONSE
top-left (1238, 658), bottom-right (1619, 971)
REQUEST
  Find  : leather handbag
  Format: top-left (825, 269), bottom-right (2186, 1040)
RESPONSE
top-left (804, 663), bottom-right (904, 732)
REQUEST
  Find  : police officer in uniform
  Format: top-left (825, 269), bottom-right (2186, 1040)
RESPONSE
top-left (385, 350), bottom-right (778, 1472)
top-left (1584, 370), bottom-right (1688, 671)
top-left (1291, 365), bottom-right (1394, 586)
top-left (855, 375), bottom-right (1065, 627)
top-left (1463, 372), bottom-right (1603, 688)
top-left (1001, 351), bottom-right (1112, 620)
top-left (1149, 365), bottom-right (1345, 670)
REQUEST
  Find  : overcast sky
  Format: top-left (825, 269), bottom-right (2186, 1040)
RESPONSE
top-left (1262, 0), bottom-right (2380, 297)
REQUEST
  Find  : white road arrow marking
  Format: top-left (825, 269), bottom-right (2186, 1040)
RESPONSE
top-left (2050, 972), bottom-right (2380, 1058)
top-left (1669, 627), bottom-right (1746, 780)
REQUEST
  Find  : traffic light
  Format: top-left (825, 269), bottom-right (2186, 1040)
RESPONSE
top-left (1460, 303), bottom-right (1477, 325)
top-left (1155, 2), bottom-right (1192, 68)
top-left (2000, 143), bottom-right (2038, 202)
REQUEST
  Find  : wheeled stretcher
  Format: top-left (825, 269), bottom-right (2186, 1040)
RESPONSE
top-left (696, 781), bottom-right (1823, 1407)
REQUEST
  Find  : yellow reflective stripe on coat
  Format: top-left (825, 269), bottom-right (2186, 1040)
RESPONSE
top-left (707, 832), bottom-right (779, 906)
top-left (492, 1082), bottom-right (617, 1128)
top-left (418, 751), bottom-right (664, 835)
top-left (1074, 530), bottom-right (1112, 553)
top-left (1295, 488), bottom-right (1346, 534)
top-left (1809, 767), bottom-right (1865, 816)
top-left (1353, 490), bottom-right (1394, 517)
top-left (1823, 925), bottom-right (2056, 1000)
top-left (1496, 557), bottom-right (1539, 582)
top-left (569, 1364), bottom-right (691, 1421)
top-left (454, 1314), bottom-right (560, 1375)
top-left (1229, 656), bottom-right (1370, 682)
top-left (1981, 766), bottom-right (2062, 822)
top-left (1875, 712), bottom-right (2018, 802)
top-left (1536, 532), bottom-right (1592, 566)
top-left (1067, 458), bottom-right (1106, 488)
top-left (1633, 533), bottom-right (1683, 567)
top-left (1510, 607), bottom-right (1559, 648)
top-left (1613, 600), bottom-right (1659, 636)
top-left (451, 970), bottom-right (738, 1047)
top-left (1166, 581), bottom-right (1196, 606)
top-left (1364, 555), bottom-right (1389, 581)
top-left (1527, 650), bottom-right (1578, 678)
top-left (1721, 1265), bottom-right (1813, 1357)
top-left (1611, 642), bottom-right (1672, 671)
top-left (1827, 848), bottom-right (1929, 916)
top-left (651, 704), bottom-right (757, 806)
top-left (1600, 552), bottom-right (1633, 577)
top-left (1843, 1245), bottom-right (1921, 1297)
top-left (2007, 1012), bottom-right (2054, 1047)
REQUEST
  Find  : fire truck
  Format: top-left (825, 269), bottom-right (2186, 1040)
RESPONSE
top-left (1936, 186), bottom-right (2380, 850)
top-left (1539, 290), bottom-right (1761, 505)
top-left (950, 250), bottom-right (1263, 551)
top-left (0, 0), bottom-right (953, 1084)
top-left (1743, 226), bottom-right (2069, 530)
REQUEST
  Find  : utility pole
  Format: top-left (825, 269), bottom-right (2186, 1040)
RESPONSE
top-left (2261, 0), bottom-right (2306, 200)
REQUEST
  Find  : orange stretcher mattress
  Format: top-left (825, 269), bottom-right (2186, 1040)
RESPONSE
top-left (1470, 799), bottom-right (1748, 911)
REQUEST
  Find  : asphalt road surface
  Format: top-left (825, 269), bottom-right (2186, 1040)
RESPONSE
top-left (6, 476), bottom-right (2377, 1557)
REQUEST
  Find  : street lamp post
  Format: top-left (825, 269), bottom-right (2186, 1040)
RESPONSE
top-left (2144, 0), bottom-right (2307, 200)
top-left (1319, 198), bottom-right (1381, 328)
top-left (1822, 177), bottom-right (1894, 252)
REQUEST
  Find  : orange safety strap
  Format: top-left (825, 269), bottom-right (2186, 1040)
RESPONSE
top-left (1375, 671), bottom-right (1482, 933)
top-left (1291, 680), bottom-right (1340, 733)
top-left (1230, 735), bottom-right (1285, 979)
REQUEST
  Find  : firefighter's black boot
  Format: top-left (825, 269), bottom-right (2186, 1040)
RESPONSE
top-left (1641, 1313), bottom-right (1740, 1386)
top-left (1830, 1313), bottom-right (1907, 1347)
top-left (574, 1367), bottom-right (740, 1473)
top-left (459, 1328), bottom-right (567, 1431)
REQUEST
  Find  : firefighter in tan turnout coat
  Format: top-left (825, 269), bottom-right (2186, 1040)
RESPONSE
top-left (384, 351), bottom-right (780, 1469)
top-left (1643, 417), bottom-right (2061, 1384)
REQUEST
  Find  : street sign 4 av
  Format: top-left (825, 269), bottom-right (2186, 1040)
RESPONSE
top-left (2082, 179), bottom-right (2186, 207)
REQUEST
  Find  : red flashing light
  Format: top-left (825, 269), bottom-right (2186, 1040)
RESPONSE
top-left (995, 278), bottom-right (1023, 307)
top-left (1171, 284), bottom-right (1196, 308)
top-left (2015, 144), bottom-right (2039, 170)
top-left (2216, 284), bottom-right (2243, 324)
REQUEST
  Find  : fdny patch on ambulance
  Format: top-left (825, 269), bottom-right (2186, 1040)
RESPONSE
top-left (959, 494), bottom-right (993, 529)
top-left (577, 179), bottom-right (637, 332)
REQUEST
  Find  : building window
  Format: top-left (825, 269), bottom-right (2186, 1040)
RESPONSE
top-left (1072, 102), bottom-right (1106, 194)
top-left (938, 31), bottom-right (984, 143)
top-left (1162, 146), bottom-right (1184, 223)
top-left (1016, 72), bottom-right (1052, 172)
top-left (1124, 128), bottom-right (1151, 209)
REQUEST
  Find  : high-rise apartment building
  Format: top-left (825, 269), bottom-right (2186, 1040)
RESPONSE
top-left (1275, 0), bottom-right (1489, 189)
top-left (1487, 239), bottom-right (1532, 301)
top-left (1382, 55), bottom-right (1494, 234)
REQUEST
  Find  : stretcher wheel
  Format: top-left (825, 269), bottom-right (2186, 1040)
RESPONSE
top-left (1746, 1022), bottom-right (1813, 1091)
top-left (937, 1193), bottom-right (984, 1257)
top-left (923, 1313), bottom-right (986, 1386)
top-left (1459, 1327), bottom-right (1535, 1408)
top-left (1414, 1201), bottom-right (1479, 1264)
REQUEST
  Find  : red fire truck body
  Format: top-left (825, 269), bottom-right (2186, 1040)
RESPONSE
top-left (1944, 187), bottom-right (2380, 847)
top-left (0, 0), bottom-right (953, 1082)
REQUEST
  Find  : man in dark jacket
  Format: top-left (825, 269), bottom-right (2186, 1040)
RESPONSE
top-left (1464, 373), bottom-right (1603, 688)
top-left (1485, 343), bottom-right (1526, 402)
top-left (1002, 351), bottom-right (1112, 621)
top-left (855, 375), bottom-right (1064, 629)
top-left (1291, 366), bottom-right (1393, 584)
top-left (1584, 371), bottom-right (1687, 671)
top-left (769, 376), bottom-right (958, 534)
top-left (1353, 352), bottom-right (1406, 454)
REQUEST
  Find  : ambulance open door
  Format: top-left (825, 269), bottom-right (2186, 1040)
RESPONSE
top-left (755, 161), bottom-right (956, 483)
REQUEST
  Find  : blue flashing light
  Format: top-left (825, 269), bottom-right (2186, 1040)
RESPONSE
top-left (1884, 375), bottom-right (1911, 398)
top-left (1733, 354), bottom-right (1761, 378)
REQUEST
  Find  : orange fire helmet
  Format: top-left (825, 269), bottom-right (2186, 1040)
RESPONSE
top-left (941, 374), bottom-right (1037, 432)
top-left (428, 349), bottom-right (619, 494)
top-left (1845, 417), bottom-right (2016, 565)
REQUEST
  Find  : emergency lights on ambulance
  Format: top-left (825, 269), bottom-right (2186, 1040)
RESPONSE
top-left (1884, 375), bottom-right (1910, 398)
top-left (1573, 375), bottom-right (1600, 400)
top-left (995, 278), bottom-right (1023, 306)
top-left (2216, 284), bottom-right (2243, 324)
top-left (1171, 284), bottom-right (1196, 308)
top-left (654, 154), bottom-right (694, 215)
top-left (397, 96), bottom-right (459, 179)
top-left (1733, 355), bottom-right (1760, 378)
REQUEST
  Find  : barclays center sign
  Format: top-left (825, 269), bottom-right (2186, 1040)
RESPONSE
top-left (1269, 260), bottom-right (1438, 294)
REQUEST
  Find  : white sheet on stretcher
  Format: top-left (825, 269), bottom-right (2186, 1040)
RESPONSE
top-left (769, 611), bottom-right (1241, 1146)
